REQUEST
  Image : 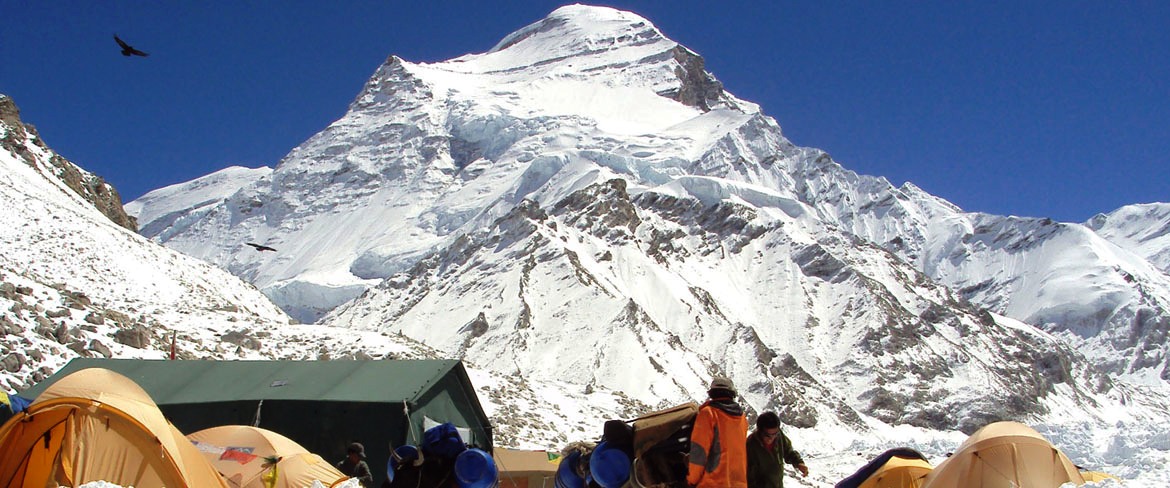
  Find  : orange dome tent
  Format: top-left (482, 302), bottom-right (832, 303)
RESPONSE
top-left (188, 425), bottom-right (349, 488)
top-left (0, 368), bottom-right (230, 488)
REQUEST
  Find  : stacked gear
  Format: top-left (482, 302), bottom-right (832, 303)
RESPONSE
top-left (386, 422), bottom-right (499, 488)
top-left (556, 402), bottom-right (700, 488)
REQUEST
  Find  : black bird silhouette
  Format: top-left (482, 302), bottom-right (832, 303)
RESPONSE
top-left (114, 34), bottom-right (149, 57)
top-left (245, 242), bottom-right (277, 252)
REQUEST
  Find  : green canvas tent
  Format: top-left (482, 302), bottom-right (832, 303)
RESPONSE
top-left (22, 358), bottom-right (493, 487)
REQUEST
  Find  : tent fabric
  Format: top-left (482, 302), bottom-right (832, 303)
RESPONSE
top-left (23, 358), bottom-right (494, 488)
top-left (494, 448), bottom-right (558, 488)
top-left (921, 421), bottom-right (1085, 488)
top-left (836, 448), bottom-right (932, 488)
top-left (1079, 471), bottom-right (1118, 482)
top-left (188, 425), bottom-right (348, 488)
top-left (0, 368), bottom-right (230, 488)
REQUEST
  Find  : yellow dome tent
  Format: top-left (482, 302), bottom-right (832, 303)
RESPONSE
top-left (836, 448), bottom-right (933, 488)
top-left (0, 368), bottom-right (229, 488)
top-left (188, 425), bottom-right (349, 488)
top-left (921, 421), bottom-right (1085, 488)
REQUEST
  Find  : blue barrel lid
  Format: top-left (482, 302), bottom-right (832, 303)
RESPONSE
top-left (589, 441), bottom-right (631, 488)
top-left (455, 448), bottom-right (499, 488)
top-left (388, 445), bottom-right (422, 482)
top-left (555, 450), bottom-right (585, 488)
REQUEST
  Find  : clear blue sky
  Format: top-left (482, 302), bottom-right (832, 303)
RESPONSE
top-left (2, 1), bottom-right (1167, 222)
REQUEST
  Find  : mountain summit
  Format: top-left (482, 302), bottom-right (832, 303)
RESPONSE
top-left (133, 5), bottom-right (762, 323)
top-left (131, 4), bottom-right (1170, 438)
top-left (450, 4), bottom-right (732, 111)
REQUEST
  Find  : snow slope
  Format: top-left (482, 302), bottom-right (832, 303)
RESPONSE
top-left (1088, 203), bottom-right (1170, 275)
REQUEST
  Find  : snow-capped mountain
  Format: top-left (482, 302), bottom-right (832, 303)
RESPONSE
top-left (1087, 203), bottom-right (1170, 275)
top-left (0, 92), bottom-right (638, 452)
top-left (124, 165), bottom-right (273, 240)
top-left (7, 3), bottom-right (1170, 483)
top-left (795, 162), bottom-right (1170, 385)
top-left (121, 4), bottom-right (1170, 481)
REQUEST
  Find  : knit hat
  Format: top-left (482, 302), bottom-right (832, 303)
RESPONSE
top-left (708, 376), bottom-right (735, 394)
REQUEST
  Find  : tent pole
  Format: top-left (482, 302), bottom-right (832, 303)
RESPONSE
top-left (252, 399), bottom-right (263, 427)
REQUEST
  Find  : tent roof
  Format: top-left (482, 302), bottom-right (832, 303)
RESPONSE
top-left (835, 448), bottom-right (931, 488)
top-left (188, 425), bottom-right (347, 488)
top-left (922, 421), bottom-right (1083, 488)
top-left (959, 421), bottom-right (1045, 449)
top-left (189, 425), bottom-right (313, 457)
top-left (22, 359), bottom-right (479, 407)
top-left (2, 368), bottom-right (231, 488)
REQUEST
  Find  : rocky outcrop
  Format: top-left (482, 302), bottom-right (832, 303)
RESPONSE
top-left (664, 46), bottom-right (727, 111)
top-left (0, 95), bottom-right (137, 231)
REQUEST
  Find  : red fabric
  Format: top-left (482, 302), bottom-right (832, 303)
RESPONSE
top-left (220, 448), bottom-right (259, 465)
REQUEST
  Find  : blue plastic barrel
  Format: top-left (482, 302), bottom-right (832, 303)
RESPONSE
top-left (589, 441), bottom-right (631, 488)
top-left (388, 445), bottom-right (422, 482)
top-left (555, 450), bottom-right (585, 488)
top-left (455, 448), bottom-right (499, 488)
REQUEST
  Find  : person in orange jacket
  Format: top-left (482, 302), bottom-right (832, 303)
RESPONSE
top-left (688, 375), bottom-right (749, 487)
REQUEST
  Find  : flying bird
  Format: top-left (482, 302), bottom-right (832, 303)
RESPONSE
top-left (114, 34), bottom-right (149, 57)
top-left (245, 242), bottom-right (277, 252)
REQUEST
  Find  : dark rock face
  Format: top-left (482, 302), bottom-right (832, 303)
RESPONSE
top-left (659, 46), bottom-right (727, 111)
top-left (672, 47), bottom-right (722, 110)
top-left (0, 95), bottom-right (137, 231)
top-left (552, 179), bottom-right (640, 241)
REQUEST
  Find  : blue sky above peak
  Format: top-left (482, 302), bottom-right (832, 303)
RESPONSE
top-left (2, 1), bottom-right (1167, 223)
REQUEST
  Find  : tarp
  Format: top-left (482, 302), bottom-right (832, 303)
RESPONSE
top-left (494, 448), bottom-right (558, 488)
top-left (0, 392), bottom-right (31, 414)
top-left (836, 448), bottom-right (932, 488)
top-left (0, 368), bottom-right (230, 488)
top-left (22, 358), bottom-right (494, 488)
top-left (622, 402), bottom-right (699, 488)
top-left (0, 392), bottom-right (32, 425)
top-left (188, 425), bottom-right (348, 488)
top-left (921, 421), bottom-right (1085, 488)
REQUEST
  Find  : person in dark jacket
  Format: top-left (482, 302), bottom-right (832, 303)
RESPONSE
top-left (746, 411), bottom-right (808, 488)
top-left (337, 442), bottom-right (374, 487)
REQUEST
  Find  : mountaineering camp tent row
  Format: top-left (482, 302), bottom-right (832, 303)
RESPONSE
top-left (22, 358), bottom-right (494, 488)
top-left (0, 368), bottom-right (230, 488)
